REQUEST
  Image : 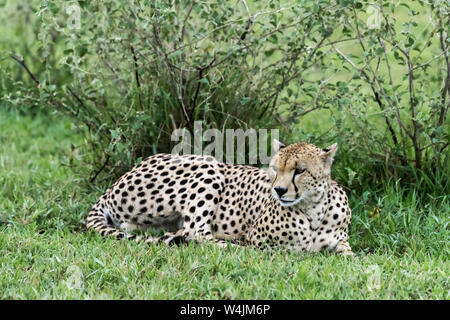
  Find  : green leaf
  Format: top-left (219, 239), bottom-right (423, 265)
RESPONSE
top-left (168, 50), bottom-right (182, 59)
top-left (375, 47), bottom-right (385, 56)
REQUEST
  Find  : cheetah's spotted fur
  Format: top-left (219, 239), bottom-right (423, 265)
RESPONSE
top-left (86, 141), bottom-right (353, 255)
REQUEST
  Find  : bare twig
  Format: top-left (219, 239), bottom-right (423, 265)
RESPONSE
top-left (90, 154), bottom-right (110, 183)
top-left (406, 54), bottom-right (421, 169)
top-left (190, 57), bottom-right (216, 120)
top-left (238, 0), bottom-right (253, 43)
top-left (130, 45), bottom-right (144, 111)
top-left (67, 87), bottom-right (87, 109)
top-left (178, 1), bottom-right (194, 48)
top-left (10, 53), bottom-right (40, 86)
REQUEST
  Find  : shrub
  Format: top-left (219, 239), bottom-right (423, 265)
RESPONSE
top-left (3, 0), bottom-right (339, 183)
top-left (286, 0), bottom-right (449, 192)
top-left (2, 0), bottom-right (449, 194)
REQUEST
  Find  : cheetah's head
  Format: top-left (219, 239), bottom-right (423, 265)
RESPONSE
top-left (268, 140), bottom-right (337, 207)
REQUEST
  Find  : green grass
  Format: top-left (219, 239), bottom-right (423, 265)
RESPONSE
top-left (0, 108), bottom-right (449, 299)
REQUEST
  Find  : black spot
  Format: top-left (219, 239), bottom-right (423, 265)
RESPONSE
top-left (106, 215), bottom-right (114, 226)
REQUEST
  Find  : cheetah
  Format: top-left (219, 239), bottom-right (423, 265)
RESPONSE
top-left (86, 140), bottom-right (353, 255)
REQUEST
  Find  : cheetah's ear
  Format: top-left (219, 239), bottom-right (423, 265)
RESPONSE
top-left (321, 143), bottom-right (338, 166)
top-left (272, 139), bottom-right (286, 153)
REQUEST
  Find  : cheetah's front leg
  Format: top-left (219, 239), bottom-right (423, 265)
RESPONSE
top-left (153, 229), bottom-right (237, 248)
top-left (335, 239), bottom-right (354, 256)
top-left (150, 229), bottom-right (186, 245)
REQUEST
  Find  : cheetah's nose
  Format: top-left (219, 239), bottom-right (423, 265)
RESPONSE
top-left (274, 186), bottom-right (288, 198)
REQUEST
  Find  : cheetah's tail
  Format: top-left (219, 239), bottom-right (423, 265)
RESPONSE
top-left (85, 197), bottom-right (153, 243)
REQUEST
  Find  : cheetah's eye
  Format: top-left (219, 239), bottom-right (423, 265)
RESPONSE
top-left (294, 168), bottom-right (306, 175)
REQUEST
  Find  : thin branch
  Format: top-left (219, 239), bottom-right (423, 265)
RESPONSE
top-left (190, 57), bottom-right (216, 120)
top-left (260, 28), bottom-right (326, 118)
top-left (130, 45), bottom-right (144, 111)
top-left (90, 154), bottom-right (110, 183)
top-left (10, 53), bottom-right (40, 86)
top-left (333, 46), bottom-right (404, 156)
top-left (67, 87), bottom-right (87, 109)
top-left (177, 1), bottom-right (194, 48)
top-left (151, 24), bottom-right (191, 128)
top-left (412, 49), bottom-right (449, 71)
top-left (238, 0), bottom-right (253, 43)
top-left (436, 8), bottom-right (450, 129)
top-left (175, 1), bottom-right (194, 106)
